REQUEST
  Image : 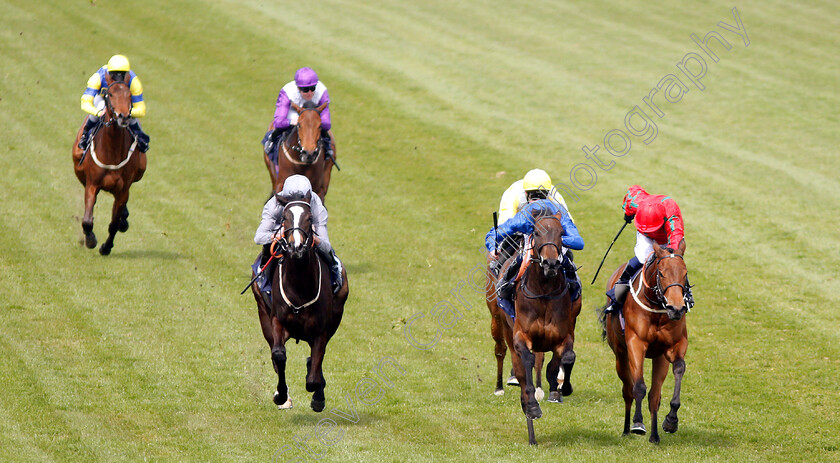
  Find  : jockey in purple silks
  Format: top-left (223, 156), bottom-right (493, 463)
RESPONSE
top-left (262, 67), bottom-right (335, 159)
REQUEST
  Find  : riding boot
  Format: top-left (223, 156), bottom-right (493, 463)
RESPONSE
top-left (78, 117), bottom-right (98, 151)
top-left (256, 244), bottom-right (273, 293)
top-left (562, 253), bottom-right (581, 301)
top-left (606, 257), bottom-right (643, 313)
top-left (496, 254), bottom-right (521, 301)
top-left (128, 120), bottom-right (150, 152)
top-left (320, 129), bottom-right (334, 159)
top-left (264, 128), bottom-right (283, 155)
top-left (316, 246), bottom-right (343, 293)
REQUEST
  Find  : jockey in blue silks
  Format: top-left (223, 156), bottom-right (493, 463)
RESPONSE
top-left (485, 199), bottom-right (584, 317)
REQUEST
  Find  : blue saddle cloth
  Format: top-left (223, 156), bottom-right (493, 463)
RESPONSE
top-left (261, 130), bottom-right (281, 165)
top-left (498, 296), bottom-right (515, 320)
top-left (251, 255), bottom-right (273, 296)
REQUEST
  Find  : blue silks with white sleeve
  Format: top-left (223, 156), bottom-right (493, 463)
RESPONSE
top-left (485, 200), bottom-right (584, 252)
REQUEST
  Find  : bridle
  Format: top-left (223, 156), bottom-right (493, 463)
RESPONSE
top-left (284, 108), bottom-right (323, 162)
top-left (634, 253), bottom-right (693, 312)
top-left (522, 215), bottom-right (568, 299)
top-left (275, 200), bottom-right (314, 254)
top-left (102, 82), bottom-right (130, 129)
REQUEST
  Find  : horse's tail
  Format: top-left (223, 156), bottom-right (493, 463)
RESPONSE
top-left (596, 303), bottom-right (610, 341)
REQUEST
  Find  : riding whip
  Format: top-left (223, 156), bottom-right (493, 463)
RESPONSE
top-left (590, 221), bottom-right (629, 285)
top-left (240, 254), bottom-right (275, 295)
top-left (492, 212), bottom-right (498, 255)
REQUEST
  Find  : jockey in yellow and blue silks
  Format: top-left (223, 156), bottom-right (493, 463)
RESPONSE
top-left (485, 198), bottom-right (584, 310)
top-left (78, 55), bottom-right (150, 152)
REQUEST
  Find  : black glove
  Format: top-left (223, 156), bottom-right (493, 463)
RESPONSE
top-left (624, 213), bottom-right (635, 224)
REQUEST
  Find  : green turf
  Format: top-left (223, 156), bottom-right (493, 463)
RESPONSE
top-left (1, 0), bottom-right (838, 461)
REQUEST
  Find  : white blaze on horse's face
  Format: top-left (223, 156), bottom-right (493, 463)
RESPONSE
top-left (289, 205), bottom-right (305, 250)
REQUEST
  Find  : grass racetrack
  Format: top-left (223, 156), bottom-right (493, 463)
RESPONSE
top-left (1, 0), bottom-right (838, 461)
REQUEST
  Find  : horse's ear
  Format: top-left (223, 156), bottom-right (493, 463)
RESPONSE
top-left (653, 242), bottom-right (663, 255)
top-left (678, 238), bottom-right (686, 256)
top-left (316, 102), bottom-right (328, 114)
top-left (290, 102), bottom-right (303, 114)
top-left (304, 190), bottom-right (312, 203)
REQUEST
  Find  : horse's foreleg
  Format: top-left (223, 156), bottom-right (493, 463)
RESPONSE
top-left (306, 336), bottom-right (327, 412)
top-left (270, 317), bottom-right (291, 409)
top-left (100, 190), bottom-right (128, 255)
top-left (627, 337), bottom-right (648, 435)
top-left (82, 184), bottom-right (99, 249)
top-left (663, 357), bottom-right (686, 434)
top-left (648, 355), bottom-right (669, 444)
top-left (534, 352), bottom-right (544, 400)
top-left (513, 334), bottom-right (541, 420)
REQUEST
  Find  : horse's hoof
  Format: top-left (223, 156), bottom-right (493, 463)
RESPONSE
top-left (630, 423), bottom-right (647, 435)
top-left (274, 390), bottom-right (293, 410)
top-left (525, 402), bottom-right (542, 420)
top-left (99, 245), bottom-right (112, 256)
top-left (547, 391), bottom-right (562, 403)
top-left (535, 387), bottom-right (544, 401)
top-left (649, 434), bottom-right (661, 444)
top-left (118, 220), bottom-right (129, 233)
top-left (663, 416), bottom-right (679, 433)
top-left (561, 382), bottom-right (573, 397)
top-left (85, 235), bottom-right (97, 249)
top-left (311, 398), bottom-right (326, 412)
top-left (493, 388), bottom-right (504, 396)
top-left (506, 375), bottom-right (519, 386)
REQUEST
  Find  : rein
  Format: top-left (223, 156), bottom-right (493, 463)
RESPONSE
top-left (90, 84), bottom-right (137, 170)
top-left (276, 199), bottom-right (322, 313)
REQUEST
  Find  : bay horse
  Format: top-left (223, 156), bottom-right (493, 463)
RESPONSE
top-left (601, 240), bottom-right (690, 444)
top-left (264, 101), bottom-right (335, 202)
top-left (251, 191), bottom-right (348, 411)
top-left (72, 80), bottom-right (146, 255)
top-left (485, 253), bottom-right (545, 398)
top-left (509, 213), bottom-right (581, 445)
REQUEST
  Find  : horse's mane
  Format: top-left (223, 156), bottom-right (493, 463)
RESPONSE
top-left (282, 192), bottom-right (309, 204)
top-left (301, 100), bottom-right (317, 110)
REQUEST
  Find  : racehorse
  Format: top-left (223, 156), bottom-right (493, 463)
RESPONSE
top-left (485, 254), bottom-right (545, 398)
top-left (251, 191), bottom-right (348, 411)
top-left (264, 101), bottom-right (335, 202)
top-left (601, 240), bottom-right (690, 444)
top-left (72, 80), bottom-right (146, 255)
top-left (508, 213), bottom-right (581, 445)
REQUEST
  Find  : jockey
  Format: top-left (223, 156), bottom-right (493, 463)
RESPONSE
top-left (78, 54), bottom-right (150, 152)
top-left (485, 196), bottom-right (584, 305)
top-left (262, 67), bottom-right (334, 159)
top-left (605, 185), bottom-right (693, 313)
top-left (254, 175), bottom-right (343, 294)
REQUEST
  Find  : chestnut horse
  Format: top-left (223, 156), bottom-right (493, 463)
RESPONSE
top-left (509, 213), bottom-right (581, 445)
top-left (264, 101), bottom-right (335, 202)
top-left (485, 254), bottom-right (545, 398)
top-left (72, 80), bottom-right (146, 255)
top-left (601, 241), bottom-right (690, 444)
top-left (251, 191), bottom-right (348, 411)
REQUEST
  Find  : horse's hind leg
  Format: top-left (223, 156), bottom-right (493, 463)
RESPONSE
top-left (560, 335), bottom-right (576, 397)
top-left (491, 314), bottom-right (506, 395)
top-left (648, 355), bottom-right (669, 444)
top-left (82, 184), bottom-right (99, 249)
top-left (545, 352), bottom-right (562, 403)
top-left (100, 190), bottom-right (128, 255)
top-left (663, 357), bottom-right (686, 434)
top-left (306, 336), bottom-right (327, 412)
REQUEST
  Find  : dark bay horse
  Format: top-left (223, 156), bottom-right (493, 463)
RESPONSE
top-left (72, 80), bottom-right (146, 255)
top-left (264, 101), bottom-right (335, 202)
top-left (485, 254), bottom-right (545, 398)
top-left (601, 241), bottom-right (690, 444)
top-left (509, 213), bottom-right (581, 445)
top-left (251, 191), bottom-right (348, 411)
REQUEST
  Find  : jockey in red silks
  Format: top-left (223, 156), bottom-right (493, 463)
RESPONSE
top-left (262, 67), bottom-right (335, 160)
top-left (606, 185), bottom-right (692, 313)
